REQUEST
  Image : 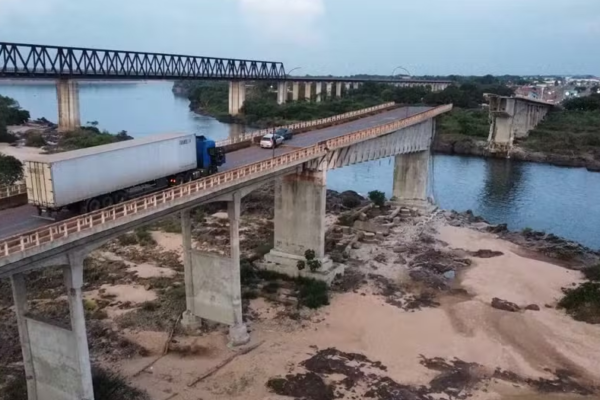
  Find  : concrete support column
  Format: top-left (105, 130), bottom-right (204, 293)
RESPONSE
top-left (345, 82), bottom-right (351, 92)
top-left (11, 273), bottom-right (37, 400)
top-left (227, 191), bottom-right (250, 346)
top-left (56, 79), bottom-right (80, 132)
top-left (292, 82), bottom-right (300, 101)
top-left (353, 82), bottom-right (360, 90)
top-left (262, 168), bottom-right (342, 283)
top-left (228, 81), bottom-right (246, 116)
top-left (335, 82), bottom-right (342, 98)
top-left (181, 210), bottom-right (201, 330)
top-left (326, 82), bottom-right (333, 99)
top-left (64, 254), bottom-right (94, 400)
top-left (315, 82), bottom-right (323, 102)
top-left (277, 81), bottom-right (287, 105)
top-left (305, 82), bottom-right (312, 101)
top-left (393, 150), bottom-right (431, 209)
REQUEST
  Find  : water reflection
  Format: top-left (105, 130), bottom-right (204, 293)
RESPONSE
top-left (478, 159), bottom-right (525, 222)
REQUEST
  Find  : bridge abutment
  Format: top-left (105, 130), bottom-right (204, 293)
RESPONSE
top-left (10, 253), bottom-right (94, 400)
top-left (56, 79), bottom-right (81, 132)
top-left (262, 168), bottom-right (343, 284)
top-left (228, 81), bottom-right (246, 116)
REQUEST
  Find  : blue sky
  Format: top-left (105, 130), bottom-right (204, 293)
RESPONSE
top-left (0, 0), bottom-right (598, 76)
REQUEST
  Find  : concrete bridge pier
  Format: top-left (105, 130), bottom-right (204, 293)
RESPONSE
top-left (315, 83), bottom-right (322, 102)
top-left (228, 81), bottom-right (246, 116)
top-left (292, 82), bottom-right (300, 101)
top-left (326, 83), bottom-right (333, 99)
top-left (56, 79), bottom-right (81, 132)
top-left (392, 150), bottom-right (432, 210)
top-left (11, 253), bottom-right (94, 400)
top-left (262, 168), bottom-right (343, 284)
top-left (180, 192), bottom-right (249, 346)
top-left (277, 82), bottom-right (287, 105)
top-left (305, 82), bottom-right (312, 101)
top-left (335, 82), bottom-right (342, 98)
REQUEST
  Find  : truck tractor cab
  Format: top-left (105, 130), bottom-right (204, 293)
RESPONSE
top-left (195, 135), bottom-right (226, 175)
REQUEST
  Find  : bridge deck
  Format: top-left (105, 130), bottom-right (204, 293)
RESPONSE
top-left (0, 106), bottom-right (430, 240)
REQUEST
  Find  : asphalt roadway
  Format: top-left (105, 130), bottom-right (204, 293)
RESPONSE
top-left (0, 106), bottom-right (430, 240)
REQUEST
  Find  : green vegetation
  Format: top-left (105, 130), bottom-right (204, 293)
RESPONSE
top-left (0, 154), bottom-right (23, 185)
top-left (25, 132), bottom-right (46, 147)
top-left (438, 109), bottom-right (489, 138)
top-left (0, 94), bottom-right (29, 144)
top-left (368, 190), bottom-right (387, 207)
top-left (563, 93), bottom-right (600, 111)
top-left (524, 109), bottom-right (600, 156)
top-left (178, 77), bottom-right (514, 130)
top-left (558, 264), bottom-right (600, 324)
top-left (56, 125), bottom-right (132, 151)
top-left (117, 226), bottom-right (157, 247)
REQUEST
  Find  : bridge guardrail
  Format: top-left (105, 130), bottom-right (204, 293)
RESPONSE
top-left (0, 104), bottom-right (452, 260)
top-left (0, 184), bottom-right (27, 200)
top-left (215, 102), bottom-right (395, 147)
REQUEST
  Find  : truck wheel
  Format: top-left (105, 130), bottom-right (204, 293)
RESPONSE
top-left (176, 174), bottom-right (185, 185)
top-left (113, 192), bottom-right (128, 204)
top-left (101, 195), bottom-right (114, 209)
top-left (85, 198), bottom-right (102, 213)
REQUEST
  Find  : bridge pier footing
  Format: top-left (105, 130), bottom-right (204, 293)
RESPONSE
top-left (180, 193), bottom-right (250, 346)
top-left (392, 150), bottom-right (433, 211)
top-left (10, 253), bottom-right (95, 400)
top-left (56, 79), bottom-right (80, 132)
top-left (262, 168), bottom-right (344, 284)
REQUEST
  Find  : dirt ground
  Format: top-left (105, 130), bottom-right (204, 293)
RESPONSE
top-left (114, 210), bottom-right (600, 400)
top-left (2, 193), bottom-right (600, 400)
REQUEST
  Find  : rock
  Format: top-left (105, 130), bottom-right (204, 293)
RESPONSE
top-left (356, 231), bottom-right (366, 242)
top-left (525, 304), bottom-right (540, 311)
top-left (363, 232), bottom-right (376, 243)
top-left (339, 190), bottom-right (365, 209)
top-left (470, 249), bottom-right (504, 258)
top-left (358, 213), bottom-right (368, 221)
top-left (351, 241), bottom-right (362, 249)
top-left (212, 212), bottom-right (228, 220)
top-left (491, 298), bottom-right (520, 312)
top-left (393, 217), bottom-right (401, 224)
top-left (487, 223), bottom-right (508, 234)
top-left (353, 220), bottom-right (391, 235)
top-left (393, 246), bottom-right (409, 254)
top-left (443, 270), bottom-right (456, 280)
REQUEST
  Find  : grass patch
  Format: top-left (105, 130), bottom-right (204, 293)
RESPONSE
top-left (297, 278), bottom-right (329, 309)
top-left (153, 216), bottom-right (182, 234)
top-left (438, 108), bottom-right (489, 138)
top-left (524, 110), bottom-right (600, 157)
top-left (582, 264), bottom-right (600, 281)
top-left (558, 282), bottom-right (600, 324)
top-left (116, 285), bottom-right (185, 331)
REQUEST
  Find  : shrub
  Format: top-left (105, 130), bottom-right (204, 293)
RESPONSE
top-left (134, 227), bottom-right (156, 247)
top-left (558, 282), bottom-right (600, 324)
top-left (25, 133), bottom-right (46, 147)
top-left (368, 190), bottom-right (386, 207)
top-left (117, 233), bottom-right (138, 246)
top-left (297, 278), bottom-right (329, 309)
top-left (582, 264), bottom-right (600, 282)
top-left (0, 128), bottom-right (18, 144)
top-left (304, 249), bottom-right (316, 261)
top-left (307, 259), bottom-right (322, 273)
top-left (297, 260), bottom-right (306, 271)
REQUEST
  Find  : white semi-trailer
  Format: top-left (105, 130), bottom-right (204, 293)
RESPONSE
top-left (24, 132), bottom-right (225, 216)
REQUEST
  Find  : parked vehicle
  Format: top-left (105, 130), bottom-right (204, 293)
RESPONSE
top-left (24, 132), bottom-right (225, 217)
top-left (275, 128), bottom-right (293, 140)
top-left (260, 133), bottom-right (284, 149)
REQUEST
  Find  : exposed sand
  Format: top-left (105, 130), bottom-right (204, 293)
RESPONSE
top-left (151, 231), bottom-right (184, 255)
top-left (99, 284), bottom-right (157, 304)
top-left (94, 250), bottom-right (177, 278)
top-left (113, 223), bottom-right (600, 400)
top-left (0, 143), bottom-right (43, 161)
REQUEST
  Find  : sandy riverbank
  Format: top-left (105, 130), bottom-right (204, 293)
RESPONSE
top-left (1, 188), bottom-right (599, 400)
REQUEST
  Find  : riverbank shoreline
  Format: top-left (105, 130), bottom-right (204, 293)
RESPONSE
top-left (434, 133), bottom-right (600, 172)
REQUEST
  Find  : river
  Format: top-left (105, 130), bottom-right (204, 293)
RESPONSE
top-left (1, 82), bottom-right (599, 249)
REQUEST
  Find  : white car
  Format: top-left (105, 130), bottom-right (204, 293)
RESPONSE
top-left (260, 133), bottom-right (284, 149)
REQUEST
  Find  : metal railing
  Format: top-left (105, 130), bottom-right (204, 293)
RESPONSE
top-left (0, 104), bottom-right (452, 260)
top-left (0, 184), bottom-right (27, 200)
top-left (215, 102), bottom-right (396, 147)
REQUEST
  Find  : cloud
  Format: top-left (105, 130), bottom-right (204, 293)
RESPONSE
top-left (239, 0), bottom-right (325, 46)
